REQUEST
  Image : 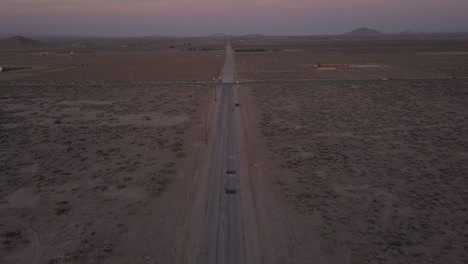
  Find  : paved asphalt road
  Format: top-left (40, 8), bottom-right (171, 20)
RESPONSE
top-left (200, 41), bottom-right (245, 264)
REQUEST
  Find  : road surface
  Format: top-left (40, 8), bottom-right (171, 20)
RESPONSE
top-left (200, 40), bottom-right (245, 264)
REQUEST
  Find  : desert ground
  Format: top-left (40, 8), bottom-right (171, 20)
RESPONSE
top-left (1, 35), bottom-right (468, 264)
top-left (0, 84), bottom-right (216, 263)
top-left (0, 37), bottom-right (225, 83)
top-left (233, 36), bottom-right (468, 80)
top-left (238, 79), bottom-right (468, 263)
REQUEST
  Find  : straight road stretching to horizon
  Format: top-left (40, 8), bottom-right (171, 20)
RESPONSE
top-left (200, 41), bottom-right (245, 264)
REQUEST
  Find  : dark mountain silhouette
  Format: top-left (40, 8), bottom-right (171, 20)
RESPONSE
top-left (344, 27), bottom-right (383, 36)
top-left (0, 36), bottom-right (48, 49)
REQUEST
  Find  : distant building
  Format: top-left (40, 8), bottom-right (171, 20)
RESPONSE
top-left (0, 67), bottom-right (3, 72)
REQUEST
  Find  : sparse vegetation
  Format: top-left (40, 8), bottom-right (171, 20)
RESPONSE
top-left (0, 83), bottom-right (209, 263)
top-left (234, 37), bottom-right (468, 80)
top-left (250, 79), bottom-right (468, 263)
top-left (54, 201), bottom-right (71, 216)
top-left (164, 162), bottom-right (176, 168)
top-left (0, 231), bottom-right (29, 252)
top-left (2, 35), bottom-right (467, 264)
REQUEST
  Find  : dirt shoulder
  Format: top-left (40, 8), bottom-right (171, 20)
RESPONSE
top-left (0, 85), bottom-right (213, 264)
top-left (239, 80), bottom-right (468, 264)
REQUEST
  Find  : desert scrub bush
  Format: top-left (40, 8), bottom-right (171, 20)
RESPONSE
top-left (117, 223), bottom-right (129, 234)
top-left (384, 246), bottom-right (404, 256)
top-left (147, 182), bottom-right (168, 197)
top-left (156, 177), bottom-right (171, 186)
top-left (164, 162), bottom-right (175, 168)
top-left (148, 187), bottom-right (165, 197)
top-left (171, 146), bottom-right (183, 152)
top-left (286, 194), bottom-right (298, 202)
top-left (339, 217), bottom-right (350, 225)
top-left (172, 140), bottom-right (183, 147)
top-left (296, 193), bottom-right (312, 201)
top-left (275, 180), bottom-right (285, 186)
top-left (159, 168), bottom-right (175, 174)
top-left (321, 232), bottom-right (334, 241)
top-left (54, 201), bottom-right (71, 216)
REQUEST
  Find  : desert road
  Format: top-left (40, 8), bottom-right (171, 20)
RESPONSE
top-left (200, 41), bottom-right (245, 264)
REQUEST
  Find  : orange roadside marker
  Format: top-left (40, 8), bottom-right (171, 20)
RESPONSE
top-left (253, 163), bottom-right (259, 167)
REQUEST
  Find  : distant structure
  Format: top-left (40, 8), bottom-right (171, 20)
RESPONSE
top-left (0, 66), bottom-right (3, 73)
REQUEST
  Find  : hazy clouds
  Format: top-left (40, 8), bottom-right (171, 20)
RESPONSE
top-left (1, 0), bottom-right (467, 36)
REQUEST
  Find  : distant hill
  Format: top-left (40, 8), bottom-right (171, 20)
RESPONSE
top-left (0, 36), bottom-right (48, 49)
top-left (344, 27), bottom-right (383, 36)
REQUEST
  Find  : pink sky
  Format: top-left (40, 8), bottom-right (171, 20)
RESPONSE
top-left (1, 0), bottom-right (468, 36)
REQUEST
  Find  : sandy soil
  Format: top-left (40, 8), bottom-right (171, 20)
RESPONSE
top-left (2, 36), bottom-right (467, 264)
top-left (239, 80), bottom-right (468, 263)
top-left (0, 84), bottom-right (214, 263)
top-left (233, 37), bottom-right (468, 80)
top-left (0, 49), bottom-right (224, 83)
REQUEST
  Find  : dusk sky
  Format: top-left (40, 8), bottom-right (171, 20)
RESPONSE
top-left (1, 0), bottom-right (468, 36)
